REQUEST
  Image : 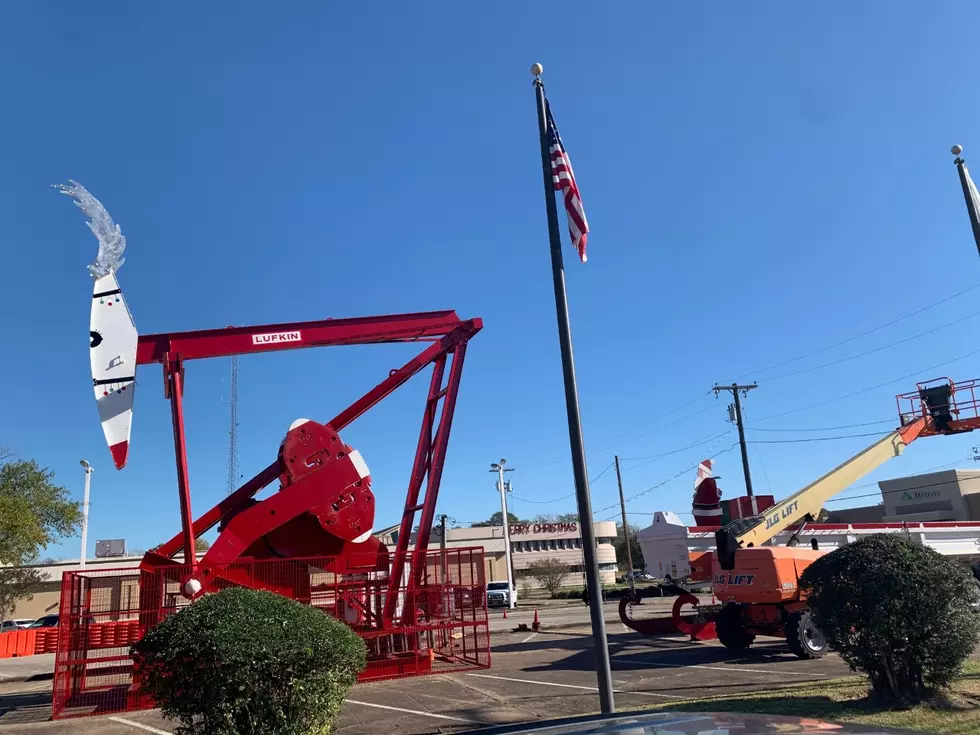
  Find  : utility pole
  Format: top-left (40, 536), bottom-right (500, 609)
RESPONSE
top-left (78, 460), bottom-right (94, 568)
top-left (490, 459), bottom-right (516, 609)
top-left (714, 383), bottom-right (758, 500)
top-left (614, 456), bottom-right (635, 594)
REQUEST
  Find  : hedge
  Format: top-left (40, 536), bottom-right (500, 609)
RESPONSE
top-left (132, 587), bottom-right (367, 735)
top-left (800, 533), bottom-right (980, 702)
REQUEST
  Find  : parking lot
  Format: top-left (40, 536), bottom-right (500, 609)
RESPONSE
top-left (0, 620), bottom-right (859, 735)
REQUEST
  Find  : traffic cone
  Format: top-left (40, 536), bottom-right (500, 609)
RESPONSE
top-left (532, 608), bottom-right (541, 631)
top-left (502, 609), bottom-right (508, 619)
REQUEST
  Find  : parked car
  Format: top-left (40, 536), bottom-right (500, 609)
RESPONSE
top-left (619, 571), bottom-right (655, 583)
top-left (486, 581), bottom-right (517, 607)
top-left (28, 614), bottom-right (60, 628)
top-left (0, 619), bottom-right (33, 632)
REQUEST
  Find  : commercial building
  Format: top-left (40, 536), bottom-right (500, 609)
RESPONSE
top-left (2, 553), bottom-right (203, 622)
top-left (3, 520), bottom-right (618, 622)
top-left (827, 469), bottom-right (980, 523)
top-left (418, 520), bottom-right (619, 588)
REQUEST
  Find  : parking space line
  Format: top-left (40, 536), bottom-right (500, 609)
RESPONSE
top-left (345, 699), bottom-right (481, 723)
top-left (108, 716), bottom-right (172, 734)
top-left (467, 672), bottom-right (676, 699)
top-left (521, 632), bottom-right (538, 644)
top-left (613, 656), bottom-right (832, 678)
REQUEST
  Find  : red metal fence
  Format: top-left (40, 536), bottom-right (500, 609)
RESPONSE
top-left (52, 547), bottom-right (489, 720)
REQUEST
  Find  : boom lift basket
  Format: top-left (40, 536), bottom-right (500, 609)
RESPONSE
top-left (897, 378), bottom-right (980, 436)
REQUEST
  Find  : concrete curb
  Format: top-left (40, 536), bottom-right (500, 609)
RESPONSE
top-left (0, 670), bottom-right (53, 686)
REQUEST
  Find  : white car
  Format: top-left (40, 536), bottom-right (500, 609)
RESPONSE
top-left (0, 619), bottom-right (33, 632)
top-left (486, 581), bottom-right (517, 607)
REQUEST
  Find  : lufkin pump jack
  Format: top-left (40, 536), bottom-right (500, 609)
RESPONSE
top-left (89, 272), bottom-right (482, 622)
top-left (144, 313), bottom-right (480, 622)
top-left (624, 377), bottom-right (980, 658)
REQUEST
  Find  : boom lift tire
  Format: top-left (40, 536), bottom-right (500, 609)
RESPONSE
top-left (785, 610), bottom-right (828, 659)
top-left (716, 603), bottom-right (754, 653)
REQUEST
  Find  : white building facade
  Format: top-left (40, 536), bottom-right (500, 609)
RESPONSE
top-left (425, 520), bottom-right (619, 587)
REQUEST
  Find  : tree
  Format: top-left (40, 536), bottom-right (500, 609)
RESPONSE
top-left (194, 537), bottom-right (210, 551)
top-left (471, 511), bottom-right (524, 528)
top-left (525, 558), bottom-right (570, 598)
top-left (0, 448), bottom-right (82, 617)
top-left (612, 524), bottom-right (644, 572)
top-left (532, 512), bottom-right (579, 524)
top-left (800, 534), bottom-right (980, 702)
top-left (133, 587), bottom-right (367, 735)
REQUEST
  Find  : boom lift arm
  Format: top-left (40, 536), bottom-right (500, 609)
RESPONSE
top-left (715, 418), bottom-right (925, 569)
top-left (715, 377), bottom-right (980, 570)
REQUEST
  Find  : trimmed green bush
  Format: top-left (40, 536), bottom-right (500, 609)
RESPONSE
top-left (800, 533), bottom-right (980, 702)
top-left (132, 587), bottom-right (367, 735)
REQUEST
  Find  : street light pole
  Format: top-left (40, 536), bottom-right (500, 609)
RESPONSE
top-left (490, 459), bottom-right (516, 609)
top-left (79, 460), bottom-right (94, 569)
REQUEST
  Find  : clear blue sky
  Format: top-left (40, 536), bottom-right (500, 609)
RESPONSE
top-left (4, 3), bottom-right (980, 560)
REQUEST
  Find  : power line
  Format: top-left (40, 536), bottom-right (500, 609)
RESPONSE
top-left (746, 419), bottom-right (896, 432)
top-left (751, 344), bottom-right (980, 423)
top-left (592, 443), bottom-right (740, 517)
top-left (734, 282), bottom-right (980, 380)
top-left (520, 391), bottom-right (715, 469)
top-left (760, 307), bottom-right (980, 382)
top-left (592, 402), bottom-right (720, 453)
top-left (749, 431), bottom-right (890, 444)
top-left (513, 426), bottom-right (733, 506)
top-left (509, 461), bottom-right (616, 505)
top-left (828, 457), bottom-right (976, 504)
top-left (600, 457), bottom-right (976, 522)
top-left (602, 390), bottom-right (715, 442)
top-left (752, 443), bottom-right (773, 495)
top-left (617, 429), bottom-right (734, 464)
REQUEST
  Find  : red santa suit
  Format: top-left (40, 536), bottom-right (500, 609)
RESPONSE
top-left (691, 459), bottom-right (723, 526)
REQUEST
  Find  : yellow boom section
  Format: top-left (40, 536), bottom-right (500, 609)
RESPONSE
top-left (735, 417), bottom-right (927, 549)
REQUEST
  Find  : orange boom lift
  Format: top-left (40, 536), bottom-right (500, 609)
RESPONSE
top-left (707, 378), bottom-right (980, 658)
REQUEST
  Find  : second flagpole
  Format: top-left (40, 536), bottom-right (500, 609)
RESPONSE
top-left (531, 63), bottom-right (615, 714)
top-left (952, 145), bottom-right (980, 259)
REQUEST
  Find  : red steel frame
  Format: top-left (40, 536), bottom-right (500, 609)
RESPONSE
top-left (134, 309), bottom-right (481, 617)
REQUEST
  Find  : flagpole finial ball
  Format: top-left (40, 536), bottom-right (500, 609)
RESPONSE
top-left (952, 145), bottom-right (964, 156)
top-left (530, 62), bottom-right (544, 77)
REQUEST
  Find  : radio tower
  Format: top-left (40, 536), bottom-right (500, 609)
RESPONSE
top-left (226, 355), bottom-right (239, 495)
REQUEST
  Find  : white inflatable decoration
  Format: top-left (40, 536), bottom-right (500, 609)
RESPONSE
top-left (55, 180), bottom-right (138, 469)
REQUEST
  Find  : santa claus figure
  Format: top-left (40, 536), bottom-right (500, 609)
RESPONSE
top-left (692, 459), bottom-right (723, 526)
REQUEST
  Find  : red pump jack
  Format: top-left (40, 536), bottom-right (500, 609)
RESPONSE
top-left (133, 310), bottom-right (482, 627)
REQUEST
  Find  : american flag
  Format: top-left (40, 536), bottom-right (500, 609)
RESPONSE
top-left (546, 100), bottom-right (590, 263)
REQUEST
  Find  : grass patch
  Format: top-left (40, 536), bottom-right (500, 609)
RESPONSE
top-left (641, 661), bottom-right (980, 734)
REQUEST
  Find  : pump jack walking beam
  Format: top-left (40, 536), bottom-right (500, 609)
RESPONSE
top-left (138, 311), bottom-right (481, 603)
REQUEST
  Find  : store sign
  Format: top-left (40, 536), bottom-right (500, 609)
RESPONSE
top-left (901, 489), bottom-right (941, 501)
top-left (509, 522), bottom-right (578, 535)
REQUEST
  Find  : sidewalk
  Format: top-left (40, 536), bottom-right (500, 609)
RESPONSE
top-left (486, 596), bottom-right (693, 634)
top-left (0, 653), bottom-right (55, 684)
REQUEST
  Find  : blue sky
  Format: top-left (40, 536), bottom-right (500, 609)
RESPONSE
top-left (4, 3), bottom-right (980, 560)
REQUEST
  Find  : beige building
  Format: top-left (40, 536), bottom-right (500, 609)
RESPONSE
top-left (3, 553), bottom-right (202, 623)
top-left (5, 555), bottom-right (143, 621)
top-left (879, 469), bottom-right (980, 521)
top-left (4, 521), bottom-right (618, 623)
top-left (421, 520), bottom-right (619, 587)
top-left (827, 469), bottom-right (980, 524)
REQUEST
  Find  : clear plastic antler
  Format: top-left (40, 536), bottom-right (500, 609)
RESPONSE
top-left (53, 180), bottom-right (127, 279)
